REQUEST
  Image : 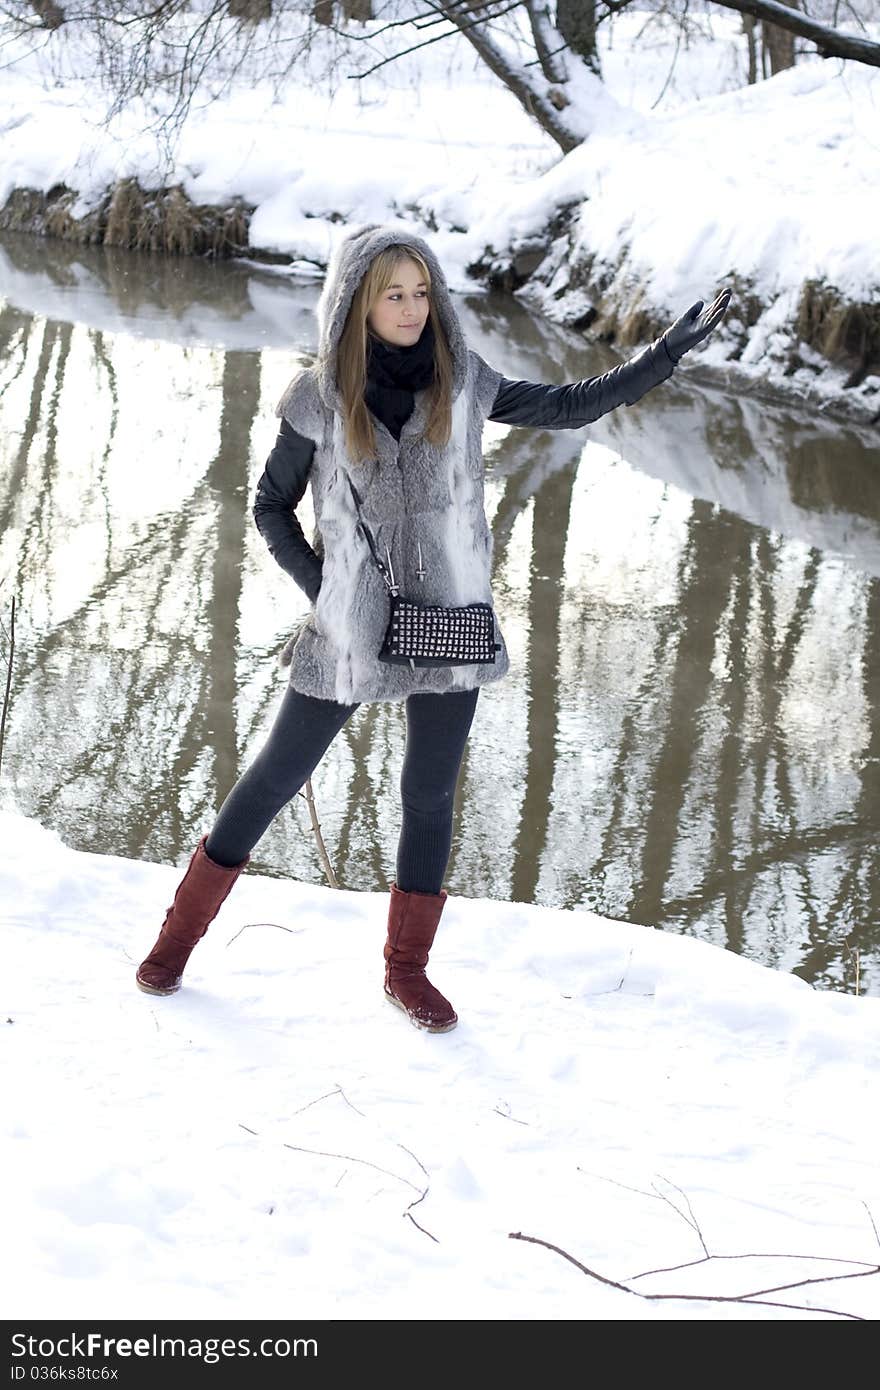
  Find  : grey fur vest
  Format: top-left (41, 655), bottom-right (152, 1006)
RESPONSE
top-left (276, 224), bottom-right (511, 706)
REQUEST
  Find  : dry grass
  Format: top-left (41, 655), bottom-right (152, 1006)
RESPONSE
top-left (613, 297), bottom-right (656, 349)
top-left (598, 265), bottom-right (764, 354)
top-left (797, 280), bottom-right (880, 388)
top-left (0, 180), bottom-right (252, 259)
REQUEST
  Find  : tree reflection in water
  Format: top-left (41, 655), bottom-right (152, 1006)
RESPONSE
top-left (1, 236), bottom-right (878, 994)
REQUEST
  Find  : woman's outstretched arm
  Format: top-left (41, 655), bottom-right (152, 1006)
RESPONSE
top-left (489, 290), bottom-right (731, 430)
top-left (488, 337), bottom-right (674, 429)
top-left (253, 419), bottom-right (323, 602)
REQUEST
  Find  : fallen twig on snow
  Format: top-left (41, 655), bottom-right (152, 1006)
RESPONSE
top-left (0, 594), bottom-right (16, 781)
top-left (226, 920), bottom-right (301, 946)
top-left (404, 1187), bottom-right (439, 1244)
top-left (282, 1142), bottom-right (423, 1193)
top-left (509, 1207), bottom-right (879, 1319)
top-left (290, 1085), bottom-right (361, 1118)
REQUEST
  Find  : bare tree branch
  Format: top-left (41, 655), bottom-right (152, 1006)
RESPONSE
top-left (348, 0), bottom-right (525, 79)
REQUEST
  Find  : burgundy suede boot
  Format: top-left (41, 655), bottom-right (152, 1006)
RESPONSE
top-left (383, 882), bottom-right (458, 1033)
top-left (135, 837), bottom-right (249, 996)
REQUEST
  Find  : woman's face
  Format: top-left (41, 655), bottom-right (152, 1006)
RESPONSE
top-left (367, 258), bottom-right (430, 348)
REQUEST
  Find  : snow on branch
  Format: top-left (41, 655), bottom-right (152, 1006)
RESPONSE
top-left (430, 1), bottom-right (588, 151)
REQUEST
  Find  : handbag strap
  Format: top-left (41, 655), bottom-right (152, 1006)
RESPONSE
top-left (347, 477), bottom-right (398, 596)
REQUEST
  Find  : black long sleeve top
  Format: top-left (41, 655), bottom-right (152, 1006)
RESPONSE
top-left (253, 338), bottom-right (675, 604)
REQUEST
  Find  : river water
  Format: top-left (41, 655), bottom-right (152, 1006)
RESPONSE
top-left (1, 233), bottom-right (879, 994)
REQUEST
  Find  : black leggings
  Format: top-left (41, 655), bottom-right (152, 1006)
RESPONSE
top-left (205, 684), bottom-right (479, 894)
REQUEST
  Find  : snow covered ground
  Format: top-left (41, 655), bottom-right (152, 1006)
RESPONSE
top-left (2, 806), bottom-right (879, 1321)
top-left (1, 11), bottom-right (878, 419)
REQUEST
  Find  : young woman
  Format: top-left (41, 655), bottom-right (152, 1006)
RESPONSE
top-left (136, 222), bottom-right (731, 1032)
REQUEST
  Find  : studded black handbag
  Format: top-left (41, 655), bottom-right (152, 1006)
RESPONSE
top-left (379, 592), bottom-right (498, 667)
top-left (348, 480), bottom-right (500, 668)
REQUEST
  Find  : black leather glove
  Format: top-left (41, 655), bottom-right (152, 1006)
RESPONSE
top-left (662, 289), bottom-right (731, 363)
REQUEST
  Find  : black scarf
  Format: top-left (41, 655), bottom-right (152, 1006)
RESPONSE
top-left (365, 319), bottom-right (436, 440)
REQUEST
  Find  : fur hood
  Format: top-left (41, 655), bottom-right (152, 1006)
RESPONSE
top-left (313, 223), bottom-right (470, 412)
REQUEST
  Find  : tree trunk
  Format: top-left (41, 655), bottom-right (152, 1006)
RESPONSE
top-left (556, 0), bottom-right (600, 77)
top-left (29, 0), bottom-right (64, 28)
top-left (227, 0), bottom-right (271, 19)
top-left (742, 14), bottom-right (758, 84)
top-left (762, 0), bottom-right (798, 74)
top-left (525, 0), bottom-right (568, 84)
top-left (438, 3), bottom-right (583, 153)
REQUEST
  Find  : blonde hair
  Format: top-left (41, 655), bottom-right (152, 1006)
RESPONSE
top-left (336, 247), bottom-right (454, 462)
